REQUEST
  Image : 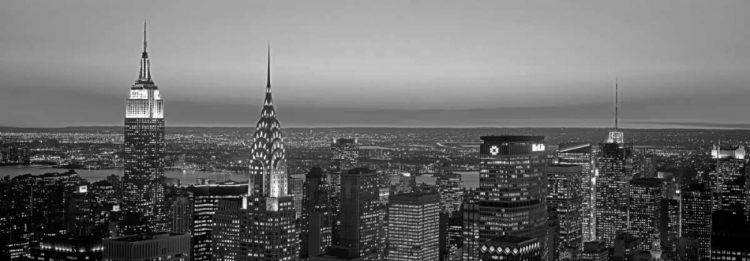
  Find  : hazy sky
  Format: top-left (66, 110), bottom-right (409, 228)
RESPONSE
top-left (2, 1), bottom-right (750, 127)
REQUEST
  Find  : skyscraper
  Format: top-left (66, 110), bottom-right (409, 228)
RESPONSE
top-left (709, 145), bottom-right (746, 214)
top-left (336, 168), bottom-right (385, 260)
top-left (478, 135), bottom-right (549, 259)
top-left (546, 164), bottom-right (583, 260)
top-left (301, 167), bottom-right (333, 260)
top-left (212, 46), bottom-right (299, 261)
top-left (680, 184), bottom-right (712, 261)
top-left (329, 138), bottom-right (359, 243)
top-left (388, 191), bottom-right (440, 261)
top-left (557, 142), bottom-right (595, 242)
top-left (628, 178), bottom-right (662, 251)
top-left (122, 22), bottom-right (166, 234)
top-left (190, 181), bottom-right (247, 261)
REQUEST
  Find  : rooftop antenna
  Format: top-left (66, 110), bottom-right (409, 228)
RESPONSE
top-left (615, 77), bottom-right (619, 131)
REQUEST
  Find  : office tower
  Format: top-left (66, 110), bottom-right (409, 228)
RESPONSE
top-left (613, 233), bottom-right (641, 261)
top-left (628, 178), bottom-right (662, 251)
top-left (709, 145), bottom-right (745, 213)
top-left (477, 236), bottom-right (542, 261)
top-left (212, 196), bottom-right (298, 261)
top-left (394, 172), bottom-right (416, 194)
top-left (122, 22), bottom-right (167, 234)
top-left (388, 191), bottom-right (440, 261)
top-left (66, 184), bottom-right (94, 237)
top-left (595, 137), bottom-right (633, 248)
top-left (546, 165), bottom-right (583, 260)
top-left (164, 195), bottom-right (191, 234)
top-left (557, 142), bottom-right (595, 242)
top-left (680, 184), bottom-right (712, 261)
top-left (478, 135), bottom-right (549, 257)
top-left (103, 233), bottom-right (190, 261)
top-left (330, 138), bottom-right (359, 199)
top-left (659, 199), bottom-right (680, 258)
top-left (190, 181), bottom-right (247, 261)
top-left (302, 167), bottom-right (333, 260)
top-left (582, 241), bottom-right (609, 261)
top-left (289, 176), bottom-right (304, 219)
top-left (435, 172), bottom-right (464, 215)
top-left (212, 46), bottom-right (299, 261)
top-left (335, 168), bottom-right (385, 260)
top-left (595, 79), bottom-right (634, 248)
top-left (710, 211), bottom-right (750, 260)
top-left (31, 236), bottom-right (103, 261)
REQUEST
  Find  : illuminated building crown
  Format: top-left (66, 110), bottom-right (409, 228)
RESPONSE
top-left (249, 44), bottom-right (287, 198)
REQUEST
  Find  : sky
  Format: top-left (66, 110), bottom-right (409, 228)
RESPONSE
top-left (1, 1), bottom-right (750, 128)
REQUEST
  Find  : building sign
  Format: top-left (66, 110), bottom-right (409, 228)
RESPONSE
top-left (78, 185), bottom-right (88, 193)
top-left (532, 144), bottom-right (545, 152)
top-left (490, 145), bottom-right (499, 155)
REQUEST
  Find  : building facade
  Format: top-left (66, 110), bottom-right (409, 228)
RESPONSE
top-left (557, 142), bottom-right (595, 242)
top-left (301, 167), bottom-right (333, 260)
top-left (546, 164), bottom-right (583, 260)
top-left (190, 182), bottom-right (247, 261)
top-left (595, 131), bottom-right (633, 248)
top-left (680, 184), bottom-right (712, 261)
top-left (103, 233), bottom-right (190, 261)
top-left (338, 168), bottom-right (385, 260)
top-left (122, 23), bottom-right (167, 234)
top-left (478, 136), bottom-right (549, 258)
top-left (628, 178), bottom-right (663, 251)
top-left (388, 191), bottom-right (440, 261)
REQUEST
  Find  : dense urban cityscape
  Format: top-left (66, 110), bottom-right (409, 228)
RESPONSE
top-left (3, 2), bottom-right (750, 261)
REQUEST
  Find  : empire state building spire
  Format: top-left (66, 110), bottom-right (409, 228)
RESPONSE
top-left (137, 21), bottom-right (152, 83)
top-left (249, 43), bottom-right (287, 198)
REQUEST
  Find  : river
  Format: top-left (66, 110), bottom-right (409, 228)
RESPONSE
top-left (0, 165), bottom-right (479, 189)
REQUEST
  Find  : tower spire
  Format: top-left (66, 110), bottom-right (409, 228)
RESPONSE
top-left (137, 21), bottom-right (152, 83)
top-left (143, 20), bottom-right (148, 54)
top-left (615, 77), bottom-right (619, 131)
top-left (266, 42), bottom-right (271, 89)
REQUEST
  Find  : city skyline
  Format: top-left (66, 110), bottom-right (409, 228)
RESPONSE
top-left (3, 1), bottom-right (750, 128)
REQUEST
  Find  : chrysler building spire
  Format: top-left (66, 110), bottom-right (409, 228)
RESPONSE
top-left (249, 43), bottom-right (287, 198)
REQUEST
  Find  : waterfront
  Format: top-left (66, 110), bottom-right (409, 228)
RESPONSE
top-left (0, 165), bottom-right (480, 189)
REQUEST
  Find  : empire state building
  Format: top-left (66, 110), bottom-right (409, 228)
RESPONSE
top-left (122, 22), bottom-right (166, 234)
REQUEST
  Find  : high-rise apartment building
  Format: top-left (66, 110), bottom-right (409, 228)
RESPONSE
top-left (478, 135), bottom-right (549, 259)
top-left (546, 164), bottom-right (583, 260)
top-left (388, 191), bottom-right (440, 261)
top-left (122, 23), bottom-right (166, 234)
